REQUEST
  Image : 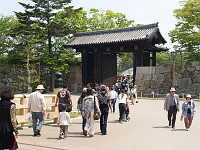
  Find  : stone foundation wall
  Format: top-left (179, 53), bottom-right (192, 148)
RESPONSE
top-left (135, 62), bottom-right (200, 97)
top-left (0, 64), bottom-right (82, 94)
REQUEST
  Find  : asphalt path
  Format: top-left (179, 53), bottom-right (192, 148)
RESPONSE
top-left (17, 95), bottom-right (200, 150)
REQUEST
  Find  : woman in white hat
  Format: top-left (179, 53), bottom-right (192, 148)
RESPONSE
top-left (180, 94), bottom-right (195, 131)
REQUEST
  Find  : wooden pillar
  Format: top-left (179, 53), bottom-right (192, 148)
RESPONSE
top-left (152, 51), bottom-right (156, 66)
top-left (94, 52), bottom-right (102, 84)
top-left (132, 51), bottom-right (137, 85)
top-left (82, 51), bottom-right (87, 86)
top-left (143, 51), bottom-right (150, 66)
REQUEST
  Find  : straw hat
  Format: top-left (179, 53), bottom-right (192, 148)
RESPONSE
top-left (170, 87), bottom-right (176, 92)
top-left (36, 85), bottom-right (45, 90)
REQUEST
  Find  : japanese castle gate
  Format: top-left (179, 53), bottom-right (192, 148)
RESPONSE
top-left (66, 23), bottom-right (168, 87)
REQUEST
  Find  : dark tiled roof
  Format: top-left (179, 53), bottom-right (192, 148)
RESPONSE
top-left (66, 23), bottom-right (167, 46)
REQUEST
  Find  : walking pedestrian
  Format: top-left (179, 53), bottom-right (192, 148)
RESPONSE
top-left (55, 85), bottom-right (72, 112)
top-left (82, 88), bottom-right (100, 137)
top-left (57, 104), bottom-right (71, 139)
top-left (0, 87), bottom-right (19, 150)
top-left (180, 94), bottom-right (195, 131)
top-left (164, 87), bottom-right (179, 129)
top-left (97, 86), bottom-right (111, 135)
top-left (118, 89), bottom-right (128, 123)
top-left (108, 85), bottom-right (118, 113)
top-left (130, 85), bottom-right (138, 104)
top-left (77, 88), bottom-right (87, 134)
top-left (28, 85), bottom-right (46, 136)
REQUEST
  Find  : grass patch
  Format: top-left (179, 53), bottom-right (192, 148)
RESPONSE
top-left (70, 112), bottom-right (81, 118)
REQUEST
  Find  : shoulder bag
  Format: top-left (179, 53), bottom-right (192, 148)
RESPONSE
top-left (94, 96), bottom-right (100, 120)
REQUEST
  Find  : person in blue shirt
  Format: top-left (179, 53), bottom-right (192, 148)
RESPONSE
top-left (180, 94), bottom-right (195, 131)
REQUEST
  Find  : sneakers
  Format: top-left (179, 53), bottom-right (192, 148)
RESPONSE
top-left (89, 134), bottom-right (94, 137)
top-left (83, 130), bottom-right (87, 136)
top-left (64, 133), bottom-right (68, 138)
top-left (59, 132), bottom-right (64, 139)
top-left (34, 130), bottom-right (41, 137)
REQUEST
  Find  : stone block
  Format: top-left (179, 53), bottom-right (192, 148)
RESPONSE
top-left (155, 74), bottom-right (164, 81)
top-left (191, 83), bottom-right (200, 91)
top-left (176, 66), bottom-right (185, 74)
top-left (135, 74), bottom-right (143, 80)
top-left (164, 73), bottom-right (172, 79)
top-left (143, 74), bottom-right (152, 80)
top-left (193, 77), bottom-right (200, 83)
top-left (196, 66), bottom-right (200, 71)
top-left (192, 62), bottom-right (200, 67)
top-left (150, 80), bottom-right (159, 88)
top-left (176, 73), bottom-right (182, 79)
top-left (178, 78), bottom-right (192, 89)
top-left (136, 67), bottom-right (156, 75)
top-left (186, 67), bottom-right (195, 72)
top-left (159, 67), bottom-right (171, 74)
top-left (182, 70), bottom-right (189, 78)
top-left (185, 62), bottom-right (192, 68)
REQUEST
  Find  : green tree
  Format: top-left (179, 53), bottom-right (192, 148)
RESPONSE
top-left (0, 16), bottom-right (18, 61)
top-left (88, 9), bottom-right (134, 31)
top-left (169, 0), bottom-right (200, 61)
top-left (14, 0), bottom-right (82, 91)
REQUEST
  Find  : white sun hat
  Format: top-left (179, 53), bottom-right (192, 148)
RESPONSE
top-left (36, 85), bottom-right (45, 90)
top-left (186, 94), bottom-right (192, 98)
top-left (170, 87), bottom-right (176, 92)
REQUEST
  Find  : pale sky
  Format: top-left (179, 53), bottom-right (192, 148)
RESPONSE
top-left (0, 0), bottom-right (181, 49)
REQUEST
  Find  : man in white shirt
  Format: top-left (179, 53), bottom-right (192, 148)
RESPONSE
top-left (28, 85), bottom-right (46, 136)
top-left (108, 85), bottom-right (118, 113)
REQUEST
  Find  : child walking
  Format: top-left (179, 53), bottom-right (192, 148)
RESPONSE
top-left (57, 104), bottom-right (71, 139)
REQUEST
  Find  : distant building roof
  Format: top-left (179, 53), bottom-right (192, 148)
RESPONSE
top-left (66, 23), bottom-right (167, 47)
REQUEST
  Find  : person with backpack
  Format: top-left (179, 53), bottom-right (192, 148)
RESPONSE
top-left (97, 85), bottom-right (111, 135)
top-left (82, 88), bottom-right (100, 137)
top-left (55, 85), bottom-right (72, 112)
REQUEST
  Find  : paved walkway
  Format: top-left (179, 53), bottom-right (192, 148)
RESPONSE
top-left (17, 95), bottom-right (200, 150)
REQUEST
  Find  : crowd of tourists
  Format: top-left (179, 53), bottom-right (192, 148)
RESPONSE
top-left (0, 80), bottom-right (196, 149)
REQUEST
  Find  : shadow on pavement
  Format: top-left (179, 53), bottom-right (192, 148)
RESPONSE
top-left (171, 129), bottom-right (187, 131)
top-left (153, 126), bottom-right (171, 129)
top-left (108, 120), bottom-right (120, 123)
top-left (18, 142), bottom-right (70, 150)
top-left (19, 134), bottom-right (35, 137)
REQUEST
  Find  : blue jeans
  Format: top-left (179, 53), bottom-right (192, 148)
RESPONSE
top-left (100, 111), bottom-right (109, 134)
top-left (111, 99), bottom-right (116, 113)
top-left (32, 112), bottom-right (44, 134)
top-left (82, 116), bottom-right (86, 133)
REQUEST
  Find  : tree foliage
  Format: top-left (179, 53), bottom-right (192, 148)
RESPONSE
top-left (0, 16), bottom-right (18, 61)
top-left (0, 3), bottom-right (136, 91)
top-left (169, 0), bottom-right (200, 61)
top-left (13, 0), bottom-right (82, 90)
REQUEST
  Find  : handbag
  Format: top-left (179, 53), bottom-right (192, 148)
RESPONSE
top-left (25, 112), bottom-right (32, 121)
top-left (66, 103), bottom-right (72, 112)
top-left (94, 96), bottom-right (100, 120)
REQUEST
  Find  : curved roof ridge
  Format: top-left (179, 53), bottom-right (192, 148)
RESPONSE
top-left (75, 22), bottom-right (159, 36)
